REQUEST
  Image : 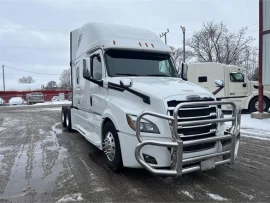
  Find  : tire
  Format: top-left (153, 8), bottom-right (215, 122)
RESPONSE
top-left (61, 108), bottom-right (67, 128)
top-left (222, 141), bottom-right (231, 160)
top-left (103, 122), bottom-right (123, 172)
top-left (65, 108), bottom-right (72, 132)
top-left (249, 97), bottom-right (270, 112)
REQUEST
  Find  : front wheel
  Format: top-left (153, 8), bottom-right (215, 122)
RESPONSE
top-left (249, 97), bottom-right (270, 112)
top-left (103, 122), bottom-right (123, 172)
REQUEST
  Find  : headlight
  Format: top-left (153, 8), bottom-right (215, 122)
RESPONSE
top-left (126, 114), bottom-right (160, 134)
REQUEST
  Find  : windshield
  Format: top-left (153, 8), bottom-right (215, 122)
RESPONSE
top-left (105, 50), bottom-right (178, 77)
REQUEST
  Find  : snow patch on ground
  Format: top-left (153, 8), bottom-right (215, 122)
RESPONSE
top-left (229, 185), bottom-right (254, 200)
top-left (207, 193), bottom-right (228, 201)
top-left (34, 100), bottom-right (71, 106)
top-left (1, 119), bottom-right (20, 127)
top-left (38, 107), bottom-right (61, 111)
top-left (50, 122), bottom-right (62, 136)
top-left (225, 114), bottom-right (270, 140)
top-left (181, 190), bottom-right (194, 200)
top-left (0, 127), bottom-right (6, 132)
top-left (38, 129), bottom-right (45, 135)
top-left (240, 114), bottom-right (270, 131)
top-left (94, 187), bottom-right (107, 192)
top-left (56, 193), bottom-right (83, 203)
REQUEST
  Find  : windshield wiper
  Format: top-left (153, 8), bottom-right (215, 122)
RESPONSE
top-left (116, 73), bottom-right (138, 76)
top-left (146, 74), bottom-right (170, 77)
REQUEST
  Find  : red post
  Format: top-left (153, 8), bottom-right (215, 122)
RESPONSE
top-left (258, 0), bottom-right (263, 113)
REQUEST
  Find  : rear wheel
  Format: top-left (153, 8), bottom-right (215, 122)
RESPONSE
top-left (65, 108), bottom-right (72, 132)
top-left (249, 97), bottom-right (270, 112)
top-left (61, 108), bottom-right (67, 127)
top-left (103, 122), bottom-right (123, 172)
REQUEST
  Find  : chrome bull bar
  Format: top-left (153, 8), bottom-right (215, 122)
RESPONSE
top-left (134, 101), bottom-right (241, 176)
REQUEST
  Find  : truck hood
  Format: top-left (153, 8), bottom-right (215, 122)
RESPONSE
top-left (249, 81), bottom-right (270, 92)
top-left (108, 77), bottom-right (214, 99)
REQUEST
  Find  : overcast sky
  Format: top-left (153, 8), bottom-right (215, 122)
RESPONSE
top-left (0, 0), bottom-right (259, 90)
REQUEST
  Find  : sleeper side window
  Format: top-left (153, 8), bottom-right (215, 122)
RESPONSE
top-left (76, 67), bottom-right (80, 84)
top-left (91, 55), bottom-right (102, 80)
top-left (198, 76), bottom-right (207, 82)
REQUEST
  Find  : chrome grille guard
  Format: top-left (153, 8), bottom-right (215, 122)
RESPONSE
top-left (134, 101), bottom-right (241, 176)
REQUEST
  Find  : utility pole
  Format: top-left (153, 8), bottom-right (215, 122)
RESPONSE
top-left (159, 29), bottom-right (169, 44)
top-left (258, 0), bottom-right (263, 113)
top-left (180, 26), bottom-right (186, 63)
top-left (2, 65), bottom-right (5, 91)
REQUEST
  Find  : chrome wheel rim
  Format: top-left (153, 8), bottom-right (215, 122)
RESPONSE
top-left (255, 101), bottom-right (266, 110)
top-left (103, 132), bottom-right (115, 161)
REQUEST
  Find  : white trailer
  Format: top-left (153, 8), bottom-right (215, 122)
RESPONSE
top-left (187, 62), bottom-right (270, 112)
top-left (61, 22), bottom-right (241, 176)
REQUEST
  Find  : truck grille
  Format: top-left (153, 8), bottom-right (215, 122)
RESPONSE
top-left (167, 99), bottom-right (217, 152)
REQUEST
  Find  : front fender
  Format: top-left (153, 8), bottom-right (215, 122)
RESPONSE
top-left (242, 91), bottom-right (270, 109)
top-left (102, 109), bottom-right (121, 131)
top-left (101, 101), bottom-right (140, 136)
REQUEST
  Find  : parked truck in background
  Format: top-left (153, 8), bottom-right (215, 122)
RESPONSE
top-left (26, 92), bottom-right (45, 105)
top-left (61, 22), bottom-right (241, 176)
top-left (187, 62), bottom-right (270, 112)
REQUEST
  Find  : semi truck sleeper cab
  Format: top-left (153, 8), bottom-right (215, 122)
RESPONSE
top-left (61, 22), bottom-right (241, 176)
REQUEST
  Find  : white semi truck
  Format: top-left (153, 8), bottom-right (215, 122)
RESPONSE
top-left (61, 22), bottom-right (241, 176)
top-left (188, 62), bottom-right (270, 112)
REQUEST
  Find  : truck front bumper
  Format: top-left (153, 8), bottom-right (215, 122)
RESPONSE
top-left (118, 132), bottom-right (228, 169)
top-left (134, 101), bottom-right (241, 176)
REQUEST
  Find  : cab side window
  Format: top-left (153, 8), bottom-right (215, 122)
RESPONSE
top-left (92, 55), bottom-right (102, 80)
top-left (230, 72), bottom-right (244, 83)
top-left (198, 76), bottom-right (207, 82)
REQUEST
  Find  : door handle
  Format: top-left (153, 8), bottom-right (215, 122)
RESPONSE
top-left (230, 93), bottom-right (235, 95)
top-left (243, 83), bottom-right (246, 87)
top-left (90, 96), bottom-right (92, 106)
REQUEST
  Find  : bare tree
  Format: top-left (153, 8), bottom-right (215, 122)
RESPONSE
top-left (187, 21), bottom-right (255, 66)
top-left (243, 47), bottom-right (259, 81)
top-left (46, 81), bottom-right (57, 89)
top-left (59, 69), bottom-right (71, 89)
top-left (18, 76), bottom-right (35, 84)
top-left (171, 47), bottom-right (194, 74)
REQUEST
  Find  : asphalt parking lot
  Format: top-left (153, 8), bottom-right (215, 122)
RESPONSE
top-left (0, 106), bottom-right (269, 202)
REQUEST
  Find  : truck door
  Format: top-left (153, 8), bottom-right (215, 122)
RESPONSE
top-left (228, 72), bottom-right (247, 97)
top-left (88, 50), bottom-right (105, 115)
top-left (79, 49), bottom-right (106, 145)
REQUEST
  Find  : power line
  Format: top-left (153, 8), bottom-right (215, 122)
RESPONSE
top-left (0, 59), bottom-right (67, 66)
top-left (0, 45), bottom-right (69, 50)
top-left (0, 22), bottom-right (259, 35)
top-left (0, 26), bottom-right (70, 33)
top-left (4, 65), bottom-right (65, 75)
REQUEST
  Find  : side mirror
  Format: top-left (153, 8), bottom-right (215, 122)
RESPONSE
top-left (215, 80), bottom-right (225, 88)
top-left (120, 78), bottom-right (133, 88)
top-left (181, 63), bottom-right (188, 81)
top-left (83, 58), bottom-right (91, 79)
